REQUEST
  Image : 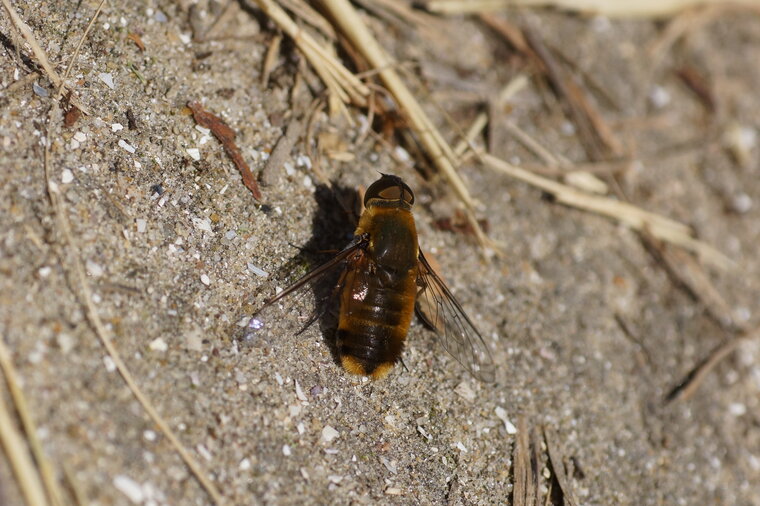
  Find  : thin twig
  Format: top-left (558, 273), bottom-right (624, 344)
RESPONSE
top-left (479, 153), bottom-right (733, 270)
top-left (0, 364), bottom-right (49, 506)
top-left (1, 0), bottom-right (91, 114)
top-left (667, 326), bottom-right (759, 402)
top-left (55, 0), bottom-right (106, 100)
top-left (426, 0), bottom-right (760, 18)
top-left (0, 339), bottom-right (66, 506)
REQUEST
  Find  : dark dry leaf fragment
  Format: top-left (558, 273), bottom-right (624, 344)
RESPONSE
top-left (187, 100), bottom-right (262, 201)
top-left (127, 32), bottom-right (146, 51)
top-left (63, 105), bottom-right (81, 128)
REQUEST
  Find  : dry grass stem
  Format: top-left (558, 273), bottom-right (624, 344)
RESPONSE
top-left (480, 153), bottom-right (733, 270)
top-left (543, 426), bottom-right (578, 506)
top-left (0, 340), bottom-right (65, 506)
top-left (453, 73), bottom-right (530, 157)
top-left (1, 0), bottom-right (91, 114)
top-left (261, 32), bottom-right (283, 87)
top-left (512, 417), bottom-right (540, 506)
top-left (427, 0), bottom-right (760, 18)
top-left (668, 326), bottom-right (760, 402)
top-left (56, 0), bottom-right (106, 100)
top-left (319, 0), bottom-right (493, 250)
top-left (279, 0), bottom-right (337, 39)
top-left (252, 0), bottom-right (369, 113)
top-left (0, 366), bottom-right (49, 506)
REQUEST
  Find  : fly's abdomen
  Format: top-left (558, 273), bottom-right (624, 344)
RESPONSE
top-left (337, 273), bottom-right (417, 380)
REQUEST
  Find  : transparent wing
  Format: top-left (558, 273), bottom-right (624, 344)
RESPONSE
top-left (416, 250), bottom-right (496, 383)
top-left (243, 235), bottom-right (368, 341)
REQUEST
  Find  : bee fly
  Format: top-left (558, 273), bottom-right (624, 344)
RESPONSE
top-left (246, 174), bottom-right (495, 382)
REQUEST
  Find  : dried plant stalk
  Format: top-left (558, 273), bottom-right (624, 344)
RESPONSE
top-left (427, 0), bottom-right (760, 18)
top-left (319, 0), bottom-right (492, 247)
top-left (252, 0), bottom-right (369, 110)
top-left (0, 340), bottom-right (65, 506)
top-left (481, 153), bottom-right (732, 270)
top-left (0, 374), bottom-right (49, 506)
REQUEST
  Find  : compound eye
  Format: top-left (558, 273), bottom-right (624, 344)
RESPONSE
top-left (364, 175), bottom-right (415, 206)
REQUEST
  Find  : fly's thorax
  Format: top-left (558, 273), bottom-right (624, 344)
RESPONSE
top-left (357, 202), bottom-right (418, 274)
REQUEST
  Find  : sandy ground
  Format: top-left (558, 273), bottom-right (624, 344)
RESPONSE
top-left (1, 1), bottom-right (760, 504)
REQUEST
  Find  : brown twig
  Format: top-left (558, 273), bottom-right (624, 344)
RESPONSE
top-left (188, 101), bottom-right (263, 201)
top-left (0, 339), bottom-right (66, 506)
top-left (667, 326), bottom-right (759, 402)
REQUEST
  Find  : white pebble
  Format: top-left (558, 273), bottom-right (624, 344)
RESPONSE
top-left (113, 475), bottom-right (144, 503)
top-left (103, 356), bottom-right (116, 372)
top-left (200, 274), bottom-right (211, 286)
top-left (61, 168), bottom-right (74, 184)
top-left (57, 333), bottom-right (75, 354)
top-left (149, 338), bottom-right (168, 352)
top-left (495, 406), bottom-right (517, 434)
top-left (86, 259), bottom-right (103, 277)
top-left (295, 380), bottom-right (308, 402)
top-left (98, 72), bottom-right (115, 90)
top-left (186, 148), bottom-right (201, 161)
top-left (192, 216), bottom-right (213, 233)
top-left (282, 444), bottom-right (292, 456)
top-left (649, 85), bottom-right (671, 108)
top-left (455, 441), bottom-right (467, 453)
top-left (732, 193), bottom-right (753, 214)
top-left (321, 425), bottom-right (339, 443)
top-left (38, 266), bottom-right (52, 278)
top-left (239, 458), bottom-right (251, 470)
top-left (73, 132), bottom-right (86, 142)
top-left (296, 154), bottom-right (312, 169)
top-left (136, 218), bottom-right (147, 233)
top-left (118, 139), bottom-right (136, 153)
top-left (454, 381), bottom-right (476, 402)
top-left (111, 123), bottom-right (124, 132)
top-left (247, 263), bottom-right (269, 278)
top-left (729, 403), bottom-right (747, 416)
top-left (143, 430), bottom-right (157, 441)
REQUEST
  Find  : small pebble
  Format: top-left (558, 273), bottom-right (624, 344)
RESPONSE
top-left (649, 85), bottom-right (671, 108)
top-left (118, 139), bottom-right (136, 153)
top-left (61, 169), bottom-right (74, 184)
top-left (86, 259), bottom-right (103, 277)
top-left (295, 380), bottom-right (308, 402)
top-left (148, 337), bottom-right (168, 352)
top-left (454, 381), bottom-right (476, 402)
top-left (495, 406), bottom-right (518, 434)
top-left (282, 444), bottom-right (292, 456)
top-left (321, 425), bottom-right (339, 443)
top-left (200, 274), bottom-right (210, 286)
top-left (32, 82), bottom-right (49, 97)
top-left (186, 148), bottom-right (201, 161)
top-left (247, 263), bottom-right (269, 278)
top-left (111, 123), bottom-right (124, 132)
top-left (113, 475), bottom-right (144, 504)
top-left (103, 356), bottom-right (116, 372)
top-left (98, 72), bottom-right (115, 90)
